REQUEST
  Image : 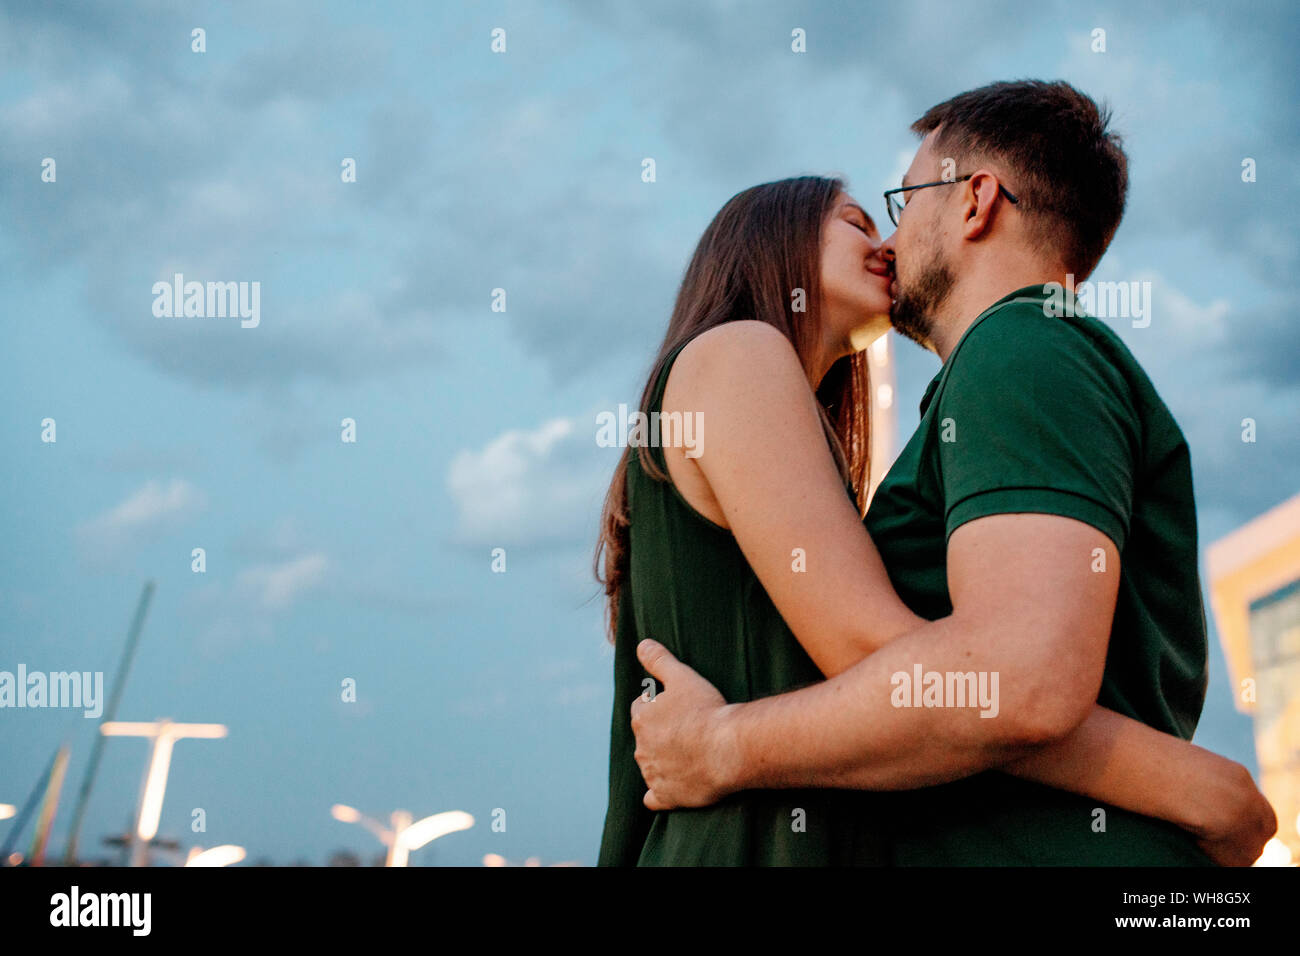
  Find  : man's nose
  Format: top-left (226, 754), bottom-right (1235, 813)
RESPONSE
top-left (879, 237), bottom-right (897, 266)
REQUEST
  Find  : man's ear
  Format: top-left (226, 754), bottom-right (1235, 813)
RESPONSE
top-left (960, 170), bottom-right (1002, 240)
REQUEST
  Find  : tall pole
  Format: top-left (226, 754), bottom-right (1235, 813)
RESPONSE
top-left (63, 580), bottom-right (155, 865)
top-left (0, 748), bottom-right (57, 862)
top-left (29, 744), bottom-right (70, 865)
top-left (98, 719), bottom-right (228, 866)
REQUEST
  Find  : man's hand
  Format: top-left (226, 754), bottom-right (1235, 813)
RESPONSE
top-left (630, 639), bottom-right (740, 811)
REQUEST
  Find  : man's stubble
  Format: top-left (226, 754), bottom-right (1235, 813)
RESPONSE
top-left (890, 231), bottom-right (955, 350)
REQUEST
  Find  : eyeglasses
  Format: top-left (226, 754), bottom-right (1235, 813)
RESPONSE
top-left (883, 174), bottom-right (1019, 227)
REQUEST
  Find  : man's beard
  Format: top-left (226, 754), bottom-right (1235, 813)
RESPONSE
top-left (890, 251), bottom-right (955, 349)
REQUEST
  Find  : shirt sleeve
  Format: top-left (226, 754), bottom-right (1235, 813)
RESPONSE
top-left (935, 306), bottom-right (1140, 551)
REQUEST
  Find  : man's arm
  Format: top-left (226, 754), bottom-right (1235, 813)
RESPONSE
top-left (632, 511), bottom-right (1114, 801)
top-left (631, 616), bottom-right (1276, 864)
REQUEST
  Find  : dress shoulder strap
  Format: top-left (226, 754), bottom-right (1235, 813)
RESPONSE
top-left (641, 336), bottom-right (698, 473)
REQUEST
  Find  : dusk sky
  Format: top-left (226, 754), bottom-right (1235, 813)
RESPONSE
top-left (2, 0), bottom-right (1297, 866)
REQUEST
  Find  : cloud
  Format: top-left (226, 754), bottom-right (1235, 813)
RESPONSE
top-left (0, 4), bottom-right (680, 389)
top-left (1110, 273), bottom-right (1300, 528)
top-left (76, 478), bottom-right (206, 559)
top-left (235, 553), bottom-right (329, 611)
top-left (8, 0), bottom-right (1298, 537)
top-left (7, 0), bottom-right (1298, 399)
top-left (229, 515), bottom-right (314, 562)
top-left (0, 9), bottom-right (440, 391)
top-left (91, 440), bottom-right (204, 475)
top-left (221, 23), bottom-right (391, 108)
top-left (187, 549), bottom-right (331, 656)
top-left (447, 414), bottom-right (619, 548)
top-left (1225, 297), bottom-right (1300, 391)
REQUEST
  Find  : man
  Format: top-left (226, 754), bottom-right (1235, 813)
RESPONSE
top-left (628, 80), bottom-right (1235, 864)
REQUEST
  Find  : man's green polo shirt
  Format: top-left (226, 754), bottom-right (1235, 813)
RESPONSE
top-left (864, 283), bottom-right (1213, 865)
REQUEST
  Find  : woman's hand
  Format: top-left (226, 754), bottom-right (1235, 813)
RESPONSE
top-left (1189, 759), bottom-right (1277, 866)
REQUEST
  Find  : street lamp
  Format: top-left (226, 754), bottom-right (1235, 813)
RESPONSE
top-left (185, 845), bottom-right (247, 867)
top-left (100, 719), bottom-right (227, 866)
top-left (482, 853), bottom-right (582, 866)
top-left (1256, 837), bottom-right (1294, 867)
top-left (331, 804), bottom-right (473, 866)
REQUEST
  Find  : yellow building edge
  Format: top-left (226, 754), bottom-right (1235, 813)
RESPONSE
top-left (1206, 491), bottom-right (1300, 714)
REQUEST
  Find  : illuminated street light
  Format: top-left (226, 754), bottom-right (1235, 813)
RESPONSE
top-left (332, 804), bottom-right (473, 867)
top-left (331, 804), bottom-right (389, 844)
top-left (394, 811), bottom-right (474, 868)
top-left (185, 845), bottom-right (247, 867)
top-left (1256, 837), bottom-right (1294, 867)
top-left (100, 719), bottom-right (227, 866)
top-left (854, 331), bottom-right (899, 507)
top-left (481, 852), bottom-right (582, 867)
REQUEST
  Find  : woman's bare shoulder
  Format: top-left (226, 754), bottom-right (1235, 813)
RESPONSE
top-left (670, 320), bottom-right (803, 391)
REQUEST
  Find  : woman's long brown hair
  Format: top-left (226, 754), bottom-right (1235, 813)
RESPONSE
top-left (593, 176), bottom-right (873, 641)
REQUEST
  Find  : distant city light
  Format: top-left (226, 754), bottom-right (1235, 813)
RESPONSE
top-left (332, 804), bottom-right (473, 867)
top-left (1256, 838), bottom-right (1293, 867)
top-left (330, 804), bottom-right (361, 824)
top-left (186, 845), bottom-right (247, 867)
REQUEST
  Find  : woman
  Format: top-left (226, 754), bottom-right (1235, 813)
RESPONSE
top-left (594, 176), bottom-right (1273, 866)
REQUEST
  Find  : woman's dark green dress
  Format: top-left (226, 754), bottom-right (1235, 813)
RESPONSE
top-left (597, 338), bottom-right (889, 866)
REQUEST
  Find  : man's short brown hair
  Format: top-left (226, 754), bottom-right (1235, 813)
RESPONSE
top-left (913, 79), bottom-right (1128, 278)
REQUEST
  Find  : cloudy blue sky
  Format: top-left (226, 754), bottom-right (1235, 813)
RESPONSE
top-left (2, 0), bottom-right (1297, 866)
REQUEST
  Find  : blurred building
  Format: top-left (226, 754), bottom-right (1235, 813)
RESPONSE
top-left (1207, 491), bottom-right (1300, 862)
top-left (865, 332), bottom-right (899, 507)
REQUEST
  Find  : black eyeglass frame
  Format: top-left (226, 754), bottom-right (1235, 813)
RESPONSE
top-left (883, 173), bottom-right (1019, 227)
